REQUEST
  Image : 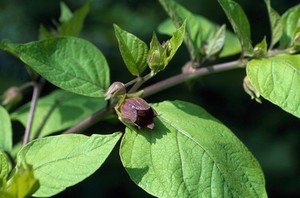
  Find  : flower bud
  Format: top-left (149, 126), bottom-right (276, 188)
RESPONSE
top-left (243, 76), bottom-right (261, 103)
top-left (104, 82), bottom-right (126, 100)
top-left (1, 86), bottom-right (22, 109)
top-left (117, 97), bottom-right (157, 129)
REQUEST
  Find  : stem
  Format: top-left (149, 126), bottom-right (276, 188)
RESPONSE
top-left (63, 59), bottom-right (241, 134)
top-left (129, 73), bottom-right (153, 93)
top-left (143, 60), bottom-right (241, 97)
top-left (22, 81), bottom-right (42, 145)
top-left (63, 105), bottom-right (114, 134)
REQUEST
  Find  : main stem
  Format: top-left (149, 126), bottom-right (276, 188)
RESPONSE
top-left (63, 59), bottom-right (241, 134)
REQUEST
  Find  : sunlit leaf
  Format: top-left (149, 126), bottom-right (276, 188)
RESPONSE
top-left (1, 37), bottom-right (110, 97)
top-left (0, 106), bottom-right (12, 152)
top-left (120, 100), bottom-right (266, 197)
top-left (247, 54), bottom-right (300, 118)
top-left (114, 24), bottom-right (148, 76)
top-left (17, 133), bottom-right (122, 197)
top-left (218, 0), bottom-right (253, 56)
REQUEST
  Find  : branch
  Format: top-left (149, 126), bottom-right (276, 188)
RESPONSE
top-left (142, 60), bottom-right (241, 97)
top-left (63, 106), bottom-right (114, 134)
top-left (22, 81), bottom-right (42, 145)
top-left (62, 59), bottom-right (241, 134)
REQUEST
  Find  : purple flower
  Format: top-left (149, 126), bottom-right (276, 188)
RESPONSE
top-left (120, 97), bottom-right (157, 129)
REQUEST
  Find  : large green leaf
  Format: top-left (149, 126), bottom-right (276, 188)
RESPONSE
top-left (0, 106), bottom-right (12, 152)
top-left (157, 18), bottom-right (241, 58)
top-left (279, 4), bottom-right (300, 48)
top-left (247, 54), bottom-right (300, 118)
top-left (11, 89), bottom-right (107, 139)
top-left (218, 0), bottom-right (253, 56)
top-left (114, 24), bottom-right (148, 76)
top-left (1, 37), bottom-right (110, 97)
top-left (17, 132), bottom-right (122, 197)
top-left (264, 0), bottom-right (282, 48)
top-left (120, 100), bottom-right (266, 197)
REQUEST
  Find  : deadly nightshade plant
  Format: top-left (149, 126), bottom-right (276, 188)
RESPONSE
top-left (0, 0), bottom-right (299, 197)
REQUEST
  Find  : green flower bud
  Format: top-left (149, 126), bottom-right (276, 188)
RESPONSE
top-left (1, 86), bottom-right (22, 109)
top-left (104, 82), bottom-right (126, 100)
top-left (243, 76), bottom-right (261, 103)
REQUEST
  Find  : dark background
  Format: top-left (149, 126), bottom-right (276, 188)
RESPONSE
top-left (0, 0), bottom-right (299, 197)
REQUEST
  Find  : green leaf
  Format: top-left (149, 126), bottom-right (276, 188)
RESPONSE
top-left (159, 0), bottom-right (210, 60)
top-left (59, 1), bottom-right (90, 36)
top-left (3, 163), bottom-right (39, 198)
top-left (279, 4), bottom-right (300, 48)
top-left (0, 152), bottom-right (10, 187)
top-left (1, 37), bottom-right (110, 97)
top-left (157, 18), bottom-right (241, 58)
top-left (205, 24), bottom-right (226, 58)
top-left (247, 54), bottom-right (300, 118)
top-left (264, 0), bottom-right (283, 49)
top-left (218, 0), bottom-right (253, 56)
top-left (114, 24), bottom-right (148, 76)
top-left (38, 24), bottom-right (54, 40)
top-left (59, 2), bottom-right (73, 23)
top-left (17, 132), bottom-right (122, 197)
top-left (11, 89), bottom-right (107, 139)
top-left (165, 19), bottom-right (186, 63)
top-left (120, 100), bottom-right (266, 197)
top-left (0, 106), bottom-right (12, 152)
top-left (253, 36), bottom-right (268, 58)
top-left (148, 21), bottom-right (186, 74)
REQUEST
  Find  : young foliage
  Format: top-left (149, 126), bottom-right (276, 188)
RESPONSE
top-left (148, 20), bottom-right (186, 74)
top-left (279, 4), bottom-right (300, 48)
top-left (17, 133), bottom-right (122, 197)
top-left (0, 152), bottom-right (10, 186)
top-left (114, 24), bottom-right (149, 76)
top-left (218, 0), bottom-right (253, 56)
top-left (11, 89), bottom-right (107, 139)
top-left (205, 24), bottom-right (226, 58)
top-left (0, 37), bottom-right (110, 97)
top-left (158, 0), bottom-right (241, 60)
top-left (264, 0), bottom-right (283, 49)
top-left (0, 163), bottom-right (39, 198)
top-left (0, 106), bottom-right (12, 152)
top-left (120, 100), bottom-right (266, 197)
top-left (39, 1), bottom-right (90, 39)
top-left (247, 54), bottom-right (300, 118)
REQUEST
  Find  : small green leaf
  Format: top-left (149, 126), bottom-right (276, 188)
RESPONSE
top-left (114, 24), bottom-right (148, 76)
top-left (59, 1), bottom-right (90, 36)
top-left (38, 24), bottom-right (53, 40)
top-left (17, 132), bottom-right (122, 197)
top-left (59, 2), bottom-right (73, 23)
top-left (157, 18), bottom-right (241, 58)
top-left (148, 21), bottom-right (185, 74)
top-left (264, 0), bottom-right (283, 49)
top-left (0, 152), bottom-right (10, 187)
top-left (3, 163), bottom-right (39, 198)
top-left (253, 36), bottom-right (268, 58)
top-left (120, 100), bottom-right (266, 197)
top-left (0, 106), bottom-right (12, 152)
top-left (247, 54), bottom-right (300, 118)
top-left (159, 0), bottom-right (208, 60)
top-left (2, 37), bottom-right (110, 97)
top-left (147, 33), bottom-right (165, 73)
top-left (205, 24), bottom-right (226, 58)
top-left (218, 0), bottom-right (253, 56)
top-left (11, 89), bottom-right (107, 139)
top-left (279, 4), bottom-right (300, 48)
top-left (165, 19), bottom-right (186, 63)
